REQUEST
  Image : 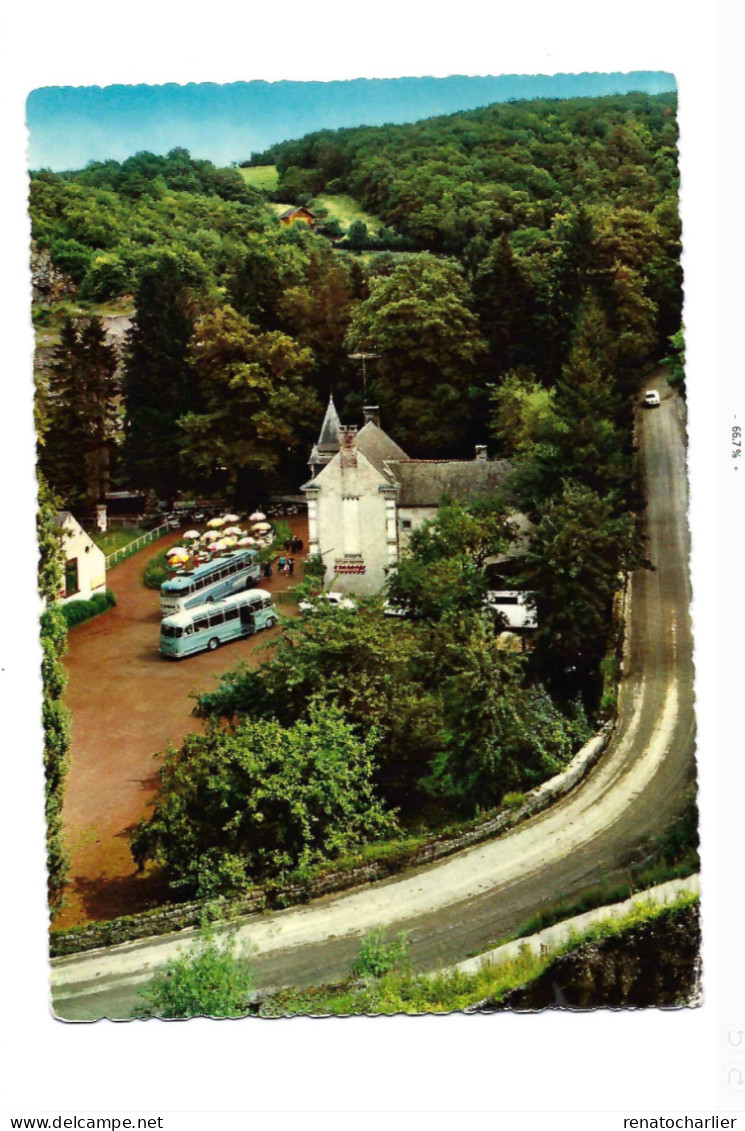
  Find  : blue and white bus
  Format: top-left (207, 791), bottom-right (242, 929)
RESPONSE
top-left (160, 589), bottom-right (279, 658)
top-left (160, 549), bottom-right (261, 616)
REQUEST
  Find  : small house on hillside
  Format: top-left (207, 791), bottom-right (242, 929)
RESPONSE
top-left (55, 511), bottom-right (106, 604)
top-left (278, 205), bottom-right (316, 227)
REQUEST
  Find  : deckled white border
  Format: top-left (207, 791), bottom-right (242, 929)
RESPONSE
top-left (0, 1), bottom-right (727, 1123)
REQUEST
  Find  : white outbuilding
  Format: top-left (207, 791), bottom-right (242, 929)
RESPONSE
top-left (55, 511), bottom-right (107, 603)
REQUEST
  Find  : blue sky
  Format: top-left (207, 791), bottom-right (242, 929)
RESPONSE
top-left (26, 71), bottom-right (676, 171)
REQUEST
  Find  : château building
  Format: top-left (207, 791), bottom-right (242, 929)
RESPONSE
top-left (301, 397), bottom-right (511, 596)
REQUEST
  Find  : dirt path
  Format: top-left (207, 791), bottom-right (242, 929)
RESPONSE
top-left (53, 517), bottom-right (308, 930)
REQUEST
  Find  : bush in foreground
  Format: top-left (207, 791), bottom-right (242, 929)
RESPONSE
top-left (130, 701), bottom-right (398, 898)
top-left (59, 588), bottom-right (116, 629)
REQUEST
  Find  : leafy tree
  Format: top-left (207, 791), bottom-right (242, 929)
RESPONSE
top-left (489, 370), bottom-right (560, 459)
top-left (387, 498), bottom-right (516, 622)
top-left (179, 305), bottom-right (318, 498)
top-left (197, 603), bottom-right (446, 805)
top-left (424, 616), bottom-right (591, 808)
top-left (130, 702), bottom-right (397, 897)
top-left (518, 480), bottom-right (642, 675)
top-left (134, 925), bottom-right (254, 1019)
top-left (38, 316), bottom-right (119, 506)
top-left (226, 233), bottom-right (295, 331)
top-left (345, 255), bottom-right (487, 456)
top-left (346, 220), bottom-right (369, 248)
top-left (276, 242), bottom-right (358, 381)
top-left (663, 328), bottom-right (685, 394)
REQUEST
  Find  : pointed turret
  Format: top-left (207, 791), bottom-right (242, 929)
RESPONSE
top-left (309, 393), bottom-right (342, 476)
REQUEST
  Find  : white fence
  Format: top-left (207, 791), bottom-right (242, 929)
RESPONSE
top-left (105, 521), bottom-right (170, 568)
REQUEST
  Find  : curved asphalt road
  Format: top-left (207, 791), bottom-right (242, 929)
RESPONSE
top-left (52, 373), bottom-right (695, 1019)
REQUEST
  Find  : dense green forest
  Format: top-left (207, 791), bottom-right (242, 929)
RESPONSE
top-left (32, 92), bottom-right (681, 500)
top-left (33, 92), bottom-right (683, 903)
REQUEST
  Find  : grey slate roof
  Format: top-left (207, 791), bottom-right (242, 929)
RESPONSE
top-left (387, 458), bottom-right (512, 507)
top-left (316, 395), bottom-right (342, 453)
top-left (354, 421), bottom-right (409, 479)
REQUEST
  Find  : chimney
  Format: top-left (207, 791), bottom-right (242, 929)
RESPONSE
top-left (475, 444), bottom-right (488, 462)
top-left (363, 405), bottom-right (380, 427)
top-left (340, 425), bottom-right (358, 468)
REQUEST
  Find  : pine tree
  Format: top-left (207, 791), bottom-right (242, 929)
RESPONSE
top-left (121, 255), bottom-right (199, 496)
top-left (38, 317), bottom-right (119, 507)
top-left (472, 233), bottom-right (536, 378)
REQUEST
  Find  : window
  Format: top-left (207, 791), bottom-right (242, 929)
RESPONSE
top-left (400, 519), bottom-right (412, 530)
top-left (208, 611), bottom-right (225, 627)
top-left (193, 616), bottom-right (209, 632)
top-left (64, 558), bottom-right (79, 596)
top-left (225, 607), bottom-right (239, 622)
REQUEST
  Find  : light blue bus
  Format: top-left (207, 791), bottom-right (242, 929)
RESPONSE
top-left (160, 589), bottom-right (279, 658)
top-left (160, 549), bottom-right (261, 616)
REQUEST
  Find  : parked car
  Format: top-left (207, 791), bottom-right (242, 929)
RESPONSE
top-left (383, 600), bottom-right (410, 618)
top-left (298, 592), bottom-right (357, 613)
top-left (643, 389), bottom-right (661, 408)
top-left (484, 591), bottom-right (537, 629)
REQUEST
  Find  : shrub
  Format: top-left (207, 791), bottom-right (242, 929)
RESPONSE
top-left (133, 925), bottom-right (254, 1019)
top-left (143, 548), bottom-right (171, 590)
top-left (131, 701), bottom-right (398, 898)
top-left (502, 792), bottom-right (526, 810)
top-left (351, 928), bottom-right (410, 980)
top-left (60, 588), bottom-right (116, 628)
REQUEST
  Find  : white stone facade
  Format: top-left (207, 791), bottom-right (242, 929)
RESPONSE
top-left (305, 445), bottom-right (396, 596)
top-left (301, 400), bottom-right (513, 598)
top-left (56, 511), bottom-right (107, 603)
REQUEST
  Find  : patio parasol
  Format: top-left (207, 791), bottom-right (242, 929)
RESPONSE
top-left (207, 516), bottom-right (227, 528)
top-left (248, 511), bottom-right (266, 523)
top-left (222, 513), bottom-right (239, 523)
top-left (182, 530), bottom-right (200, 540)
top-left (252, 521), bottom-right (272, 533)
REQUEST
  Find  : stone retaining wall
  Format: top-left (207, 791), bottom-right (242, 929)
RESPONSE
top-left (50, 720), bottom-right (614, 958)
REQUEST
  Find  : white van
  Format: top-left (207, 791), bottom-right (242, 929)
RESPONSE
top-left (484, 591), bottom-right (537, 629)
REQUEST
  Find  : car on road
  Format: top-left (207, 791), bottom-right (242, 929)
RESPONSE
top-left (298, 592), bottom-right (357, 613)
top-left (643, 389), bottom-right (661, 408)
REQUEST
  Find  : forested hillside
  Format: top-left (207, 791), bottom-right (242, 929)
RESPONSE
top-left (32, 93), bottom-right (681, 504)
